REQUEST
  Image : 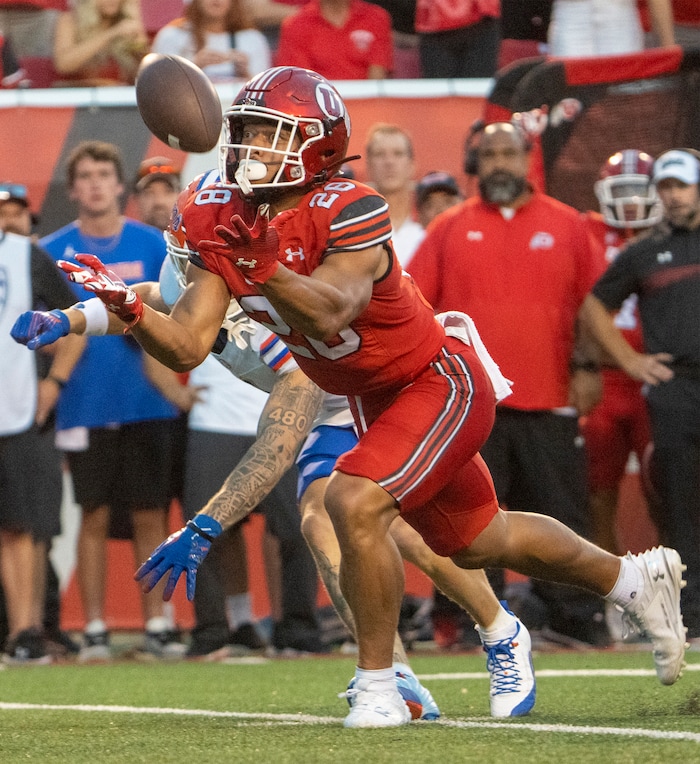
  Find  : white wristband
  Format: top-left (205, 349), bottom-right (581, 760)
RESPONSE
top-left (73, 299), bottom-right (109, 336)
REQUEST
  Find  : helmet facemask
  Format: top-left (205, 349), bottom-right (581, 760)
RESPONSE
top-left (164, 229), bottom-right (191, 290)
top-left (595, 174), bottom-right (662, 229)
top-left (219, 106), bottom-right (326, 197)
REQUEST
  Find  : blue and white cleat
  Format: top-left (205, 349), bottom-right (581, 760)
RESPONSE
top-left (393, 662), bottom-right (441, 720)
top-left (342, 662), bottom-right (441, 721)
top-left (478, 607), bottom-right (536, 718)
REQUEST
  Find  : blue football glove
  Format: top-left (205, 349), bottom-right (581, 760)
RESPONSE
top-left (11, 309), bottom-right (70, 350)
top-left (134, 514), bottom-right (223, 601)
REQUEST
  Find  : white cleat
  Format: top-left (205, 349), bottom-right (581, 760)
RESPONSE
top-left (478, 614), bottom-right (536, 718)
top-left (620, 546), bottom-right (688, 685)
top-left (344, 664), bottom-right (441, 721)
top-left (342, 678), bottom-right (411, 728)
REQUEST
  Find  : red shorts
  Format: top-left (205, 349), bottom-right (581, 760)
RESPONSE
top-left (582, 369), bottom-right (651, 492)
top-left (337, 337), bottom-right (499, 556)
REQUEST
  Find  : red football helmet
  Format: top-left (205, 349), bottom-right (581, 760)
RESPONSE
top-left (219, 66), bottom-right (351, 196)
top-left (594, 149), bottom-right (662, 229)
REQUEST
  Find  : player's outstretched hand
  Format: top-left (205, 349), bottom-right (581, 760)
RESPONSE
top-left (134, 514), bottom-right (223, 601)
top-left (198, 205), bottom-right (297, 284)
top-left (11, 309), bottom-right (70, 350)
top-left (59, 254), bottom-right (144, 328)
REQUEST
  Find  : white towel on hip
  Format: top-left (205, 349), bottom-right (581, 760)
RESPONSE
top-left (436, 311), bottom-right (513, 403)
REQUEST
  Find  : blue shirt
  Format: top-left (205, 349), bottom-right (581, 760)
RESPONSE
top-left (40, 219), bottom-right (178, 429)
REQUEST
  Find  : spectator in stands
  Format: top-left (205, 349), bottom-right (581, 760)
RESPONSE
top-left (133, 157), bottom-right (181, 232)
top-left (244, 0), bottom-right (302, 50)
top-left (548, 0), bottom-right (674, 57)
top-left (415, 170), bottom-right (463, 228)
top-left (580, 147), bottom-right (700, 644)
top-left (38, 141), bottom-right (185, 661)
top-left (151, 0), bottom-right (271, 83)
top-left (364, 123), bottom-right (421, 265)
top-left (365, 126), bottom-right (464, 268)
top-left (498, 0), bottom-right (550, 69)
top-left (52, 0), bottom-right (148, 86)
top-left (409, 122), bottom-right (610, 647)
top-left (0, 32), bottom-right (25, 87)
top-left (275, 0), bottom-right (393, 79)
top-left (415, 0), bottom-right (500, 78)
top-left (1, 185), bottom-right (85, 664)
top-left (641, 0), bottom-right (700, 47)
top-left (0, 0), bottom-right (66, 59)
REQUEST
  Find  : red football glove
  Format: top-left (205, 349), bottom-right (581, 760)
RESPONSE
top-left (58, 254), bottom-right (144, 328)
top-left (198, 205), bottom-right (296, 284)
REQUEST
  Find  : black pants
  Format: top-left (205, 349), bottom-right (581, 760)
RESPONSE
top-left (480, 408), bottom-right (606, 642)
top-left (646, 377), bottom-right (700, 637)
top-left (419, 17), bottom-right (501, 78)
top-left (183, 430), bottom-right (319, 646)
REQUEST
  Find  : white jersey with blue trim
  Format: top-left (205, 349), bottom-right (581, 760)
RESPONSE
top-left (159, 255), bottom-right (353, 427)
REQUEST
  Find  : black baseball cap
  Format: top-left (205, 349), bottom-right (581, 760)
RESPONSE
top-left (415, 171), bottom-right (461, 206)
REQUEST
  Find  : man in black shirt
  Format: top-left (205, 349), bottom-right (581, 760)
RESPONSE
top-left (580, 148), bottom-right (700, 641)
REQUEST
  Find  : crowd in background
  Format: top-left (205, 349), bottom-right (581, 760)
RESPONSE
top-left (0, 1), bottom-right (699, 88)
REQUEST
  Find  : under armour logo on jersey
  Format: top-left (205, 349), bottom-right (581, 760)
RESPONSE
top-left (657, 250), bottom-right (673, 263)
top-left (529, 232), bottom-right (554, 249)
top-left (466, 230), bottom-right (483, 241)
top-left (284, 246), bottom-right (305, 262)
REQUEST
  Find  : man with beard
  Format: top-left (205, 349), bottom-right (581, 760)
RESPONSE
top-left (409, 122), bottom-right (610, 647)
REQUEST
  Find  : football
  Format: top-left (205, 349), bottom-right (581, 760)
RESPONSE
top-left (135, 53), bottom-right (222, 153)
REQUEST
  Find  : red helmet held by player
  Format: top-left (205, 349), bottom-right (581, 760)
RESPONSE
top-left (594, 149), bottom-right (662, 229)
top-left (219, 66), bottom-right (351, 197)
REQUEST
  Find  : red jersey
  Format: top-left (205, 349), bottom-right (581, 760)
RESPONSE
top-left (415, 0), bottom-right (500, 34)
top-left (275, 0), bottom-right (393, 79)
top-left (584, 211), bottom-right (645, 356)
top-left (183, 179), bottom-right (445, 396)
top-left (409, 193), bottom-right (599, 410)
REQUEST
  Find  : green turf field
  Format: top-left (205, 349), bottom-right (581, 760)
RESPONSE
top-left (1, 649), bottom-right (699, 763)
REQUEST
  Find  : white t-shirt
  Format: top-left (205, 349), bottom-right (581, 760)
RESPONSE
top-left (548, 0), bottom-right (644, 57)
top-left (391, 218), bottom-right (426, 268)
top-left (188, 355), bottom-right (268, 436)
top-left (152, 24), bottom-right (271, 81)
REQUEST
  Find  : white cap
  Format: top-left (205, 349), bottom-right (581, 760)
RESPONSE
top-left (653, 150), bottom-right (700, 185)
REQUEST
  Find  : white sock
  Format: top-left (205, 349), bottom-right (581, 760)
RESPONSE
top-left (478, 603), bottom-right (518, 642)
top-left (163, 602), bottom-right (176, 629)
top-left (355, 666), bottom-right (396, 691)
top-left (226, 593), bottom-right (253, 630)
top-left (605, 556), bottom-right (644, 608)
top-left (145, 616), bottom-right (170, 634)
top-left (85, 618), bottom-right (107, 635)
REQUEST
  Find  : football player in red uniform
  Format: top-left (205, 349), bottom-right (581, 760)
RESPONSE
top-left (584, 151), bottom-right (663, 547)
top-left (13, 67), bottom-right (688, 726)
top-left (583, 150), bottom-right (665, 636)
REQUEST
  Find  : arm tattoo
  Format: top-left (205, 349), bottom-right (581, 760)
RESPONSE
top-left (202, 372), bottom-right (323, 528)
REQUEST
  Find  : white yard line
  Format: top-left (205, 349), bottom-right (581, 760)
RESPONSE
top-left (418, 662), bottom-right (700, 680)
top-left (1, 664), bottom-right (699, 742)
